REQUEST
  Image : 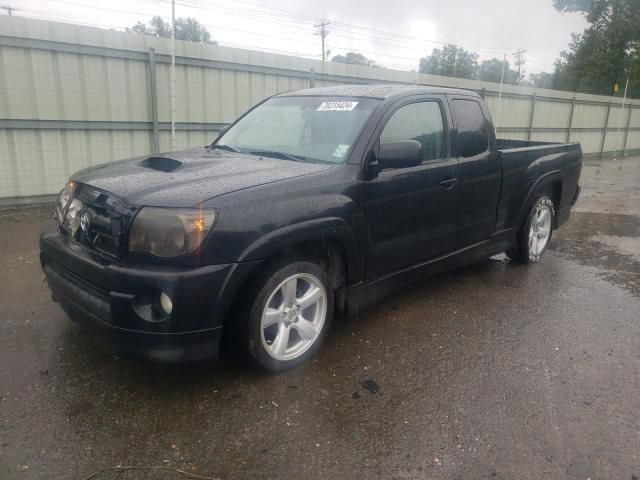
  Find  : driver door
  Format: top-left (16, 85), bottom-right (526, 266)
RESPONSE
top-left (364, 98), bottom-right (458, 279)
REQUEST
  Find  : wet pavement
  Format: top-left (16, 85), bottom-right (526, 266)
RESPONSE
top-left (1, 156), bottom-right (639, 480)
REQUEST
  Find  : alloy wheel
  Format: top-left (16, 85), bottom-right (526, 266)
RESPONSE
top-left (260, 273), bottom-right (327, 361)
top-left (528, 203), bottom-right (552, 256)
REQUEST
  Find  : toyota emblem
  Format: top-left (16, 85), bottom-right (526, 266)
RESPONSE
top-left (80, 211), bottom-right (91, 233)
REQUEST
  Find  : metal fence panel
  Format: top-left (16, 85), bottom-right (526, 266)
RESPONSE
top-left (572, 104), bottom-right (608, 128)
top-left (1, 15), bottom-right (639, 203)
top-left (570, 131), bottom-right (604, 154)
top-left (629, 109), bottom-right (640, 129)
top-left (532, 100), bottom-right (572, 128)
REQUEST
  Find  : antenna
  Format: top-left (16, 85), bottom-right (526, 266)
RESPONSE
top-left (170, 0), bottom-right (175, 151)
top-left (314, 21), bottom-right (330, 63)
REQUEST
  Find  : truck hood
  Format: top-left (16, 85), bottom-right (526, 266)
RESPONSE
top-left (71, 148), bottom-right (333, 207)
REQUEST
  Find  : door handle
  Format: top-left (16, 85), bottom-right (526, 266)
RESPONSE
top-left (439, 178), bottom-right (459, 190)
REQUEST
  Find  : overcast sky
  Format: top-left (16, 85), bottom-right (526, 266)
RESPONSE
top-left (13, 0), bottom-right (589, 75)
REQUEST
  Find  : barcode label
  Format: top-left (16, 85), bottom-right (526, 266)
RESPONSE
top-left (317, 101), bottom-right (359, 111)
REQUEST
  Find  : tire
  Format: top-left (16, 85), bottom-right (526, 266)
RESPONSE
top-left (243, 258), bottom-right (334, 372)
top-left (507, 195), bottom-right (555, 264)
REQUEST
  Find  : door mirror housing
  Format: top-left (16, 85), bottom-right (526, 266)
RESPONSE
top-left (378, 140), bottom-right (423, 169)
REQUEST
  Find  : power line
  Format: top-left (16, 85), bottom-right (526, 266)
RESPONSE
top-left (39, 0), bottom-right (518, 65)
top-left (42, 0), bottom-right (321, 48)
top-left (167, 0), bottom-right (516, 54)
top-left (209, 0), bottom-right (515, 53)
top-left (18, 0), bottom-right (532, 71)
top-left (0, 4), bottom-right (20, 15)
top-left (163, 0), bottom-right (513, 65)
top-left (33, 0), bottom-right (427, 65)
top-left (18, 5), bottom-right (324, 59)
top-left (48, 0), bottom-right (433, 57)
top-left (526, 53), bottom-right (555, 72)
top-left (161, 0), bottom-right (316, 30)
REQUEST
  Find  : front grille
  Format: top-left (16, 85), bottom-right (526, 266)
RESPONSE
top-left (63, 184), bottom-right (138, 260)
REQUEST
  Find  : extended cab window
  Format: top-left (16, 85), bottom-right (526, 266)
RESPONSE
top-left (380, 101), bottom-right (446, 163)
top-left (452, 99), bottom-right (489, 158)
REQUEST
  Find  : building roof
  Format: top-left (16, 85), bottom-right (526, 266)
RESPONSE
top-left (278, 84), bottom-right (481, 100)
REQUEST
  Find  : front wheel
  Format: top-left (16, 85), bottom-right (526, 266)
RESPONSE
top-left (244, 259), bottom-right (334, 372)
top-left (507, 196), bottom-right (555, 263)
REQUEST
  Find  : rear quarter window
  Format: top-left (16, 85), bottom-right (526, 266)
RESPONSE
top-left (452, 99), bottom-right (489, 158)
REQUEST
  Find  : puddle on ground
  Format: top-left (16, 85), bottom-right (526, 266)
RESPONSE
top-left (550, 211), bottom-right (640, 296)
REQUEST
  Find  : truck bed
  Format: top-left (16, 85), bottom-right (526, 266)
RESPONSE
top-left (496, 138), bottom-right (583, 232)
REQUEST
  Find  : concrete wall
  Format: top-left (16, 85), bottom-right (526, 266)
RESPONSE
top-left (1, 16), bottom-right (639, 204)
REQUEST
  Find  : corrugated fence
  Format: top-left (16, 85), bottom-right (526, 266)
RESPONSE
top-left (1, 16), bottom-right (639, 205)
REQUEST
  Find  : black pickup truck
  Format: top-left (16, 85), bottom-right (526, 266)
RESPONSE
top-left (40, 85), bottom-right (582, 371)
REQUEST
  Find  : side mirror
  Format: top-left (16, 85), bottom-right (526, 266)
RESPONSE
top-left (378, 140), bottom-right (423, 169)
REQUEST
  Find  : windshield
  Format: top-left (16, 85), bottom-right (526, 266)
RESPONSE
top-left (214, 96), bottom-right (380, 164)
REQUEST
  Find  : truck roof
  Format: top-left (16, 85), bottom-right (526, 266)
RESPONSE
top-left (277, 84), bottom-right (481, 100)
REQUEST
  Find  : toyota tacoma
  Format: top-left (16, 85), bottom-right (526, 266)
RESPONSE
top-left (40, 85), bottom-right (582, 371)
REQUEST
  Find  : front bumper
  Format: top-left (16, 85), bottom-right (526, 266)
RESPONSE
top-left (40, 221), bottom-right (259, 362)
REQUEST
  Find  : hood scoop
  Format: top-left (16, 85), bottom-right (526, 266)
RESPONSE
top-left (138, 156), bottom-right (183, 173)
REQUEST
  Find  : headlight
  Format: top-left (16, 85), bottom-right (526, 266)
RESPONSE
top-left (56, 181), bottom-right (76, 224)
top-left (63, 198), bottom-right (84, 236)
top-left (128, 208), bottom-right (216, 258)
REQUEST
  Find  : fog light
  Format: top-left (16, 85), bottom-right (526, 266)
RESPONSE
top-left (159, 291), bottom-right (173, 315)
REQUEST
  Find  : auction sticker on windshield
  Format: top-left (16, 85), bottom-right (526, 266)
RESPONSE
top-left (332, 144), bottom-right (350, 158)
top-left (317, 101), bottom-right (359, 111)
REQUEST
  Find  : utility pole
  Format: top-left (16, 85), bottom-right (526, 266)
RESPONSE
top-left (314, 21), bottom-right (330, 63)
top-left (512, 49), bottom-right (527, 85)
top-left (618, 77), bottom-right (630, 158)
top-left (0, 5), bottom-right (20, 15)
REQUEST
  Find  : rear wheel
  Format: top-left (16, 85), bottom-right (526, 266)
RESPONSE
top-left (244, 259), bottom-right (333, 372)
top-left (507, 195), bottom-right (554, 263)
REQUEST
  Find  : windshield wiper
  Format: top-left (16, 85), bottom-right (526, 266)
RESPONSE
top-left (208, 144), bottom-right (240, 153)
top-left (247, 149), bottom-right (309, 162)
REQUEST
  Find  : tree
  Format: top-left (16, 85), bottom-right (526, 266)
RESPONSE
top-left (331, 52), bottom-right (378, 67)
top-left (552, 0), bottom-right (593, 13)
top-left (127, 16), bottom-right (171, 37)
top-left (126, 16), bottom-right (215, 44)
top-left (552, 0), bottom-right (640, 97)
top-left (478, 58), bottom-right (521, 84)
top-left (175, 18), bottom-right (213, 43)
top-left (419, 44), bottom-right (478, 79)
top-left (528, 71), bottom-right (557, 89)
